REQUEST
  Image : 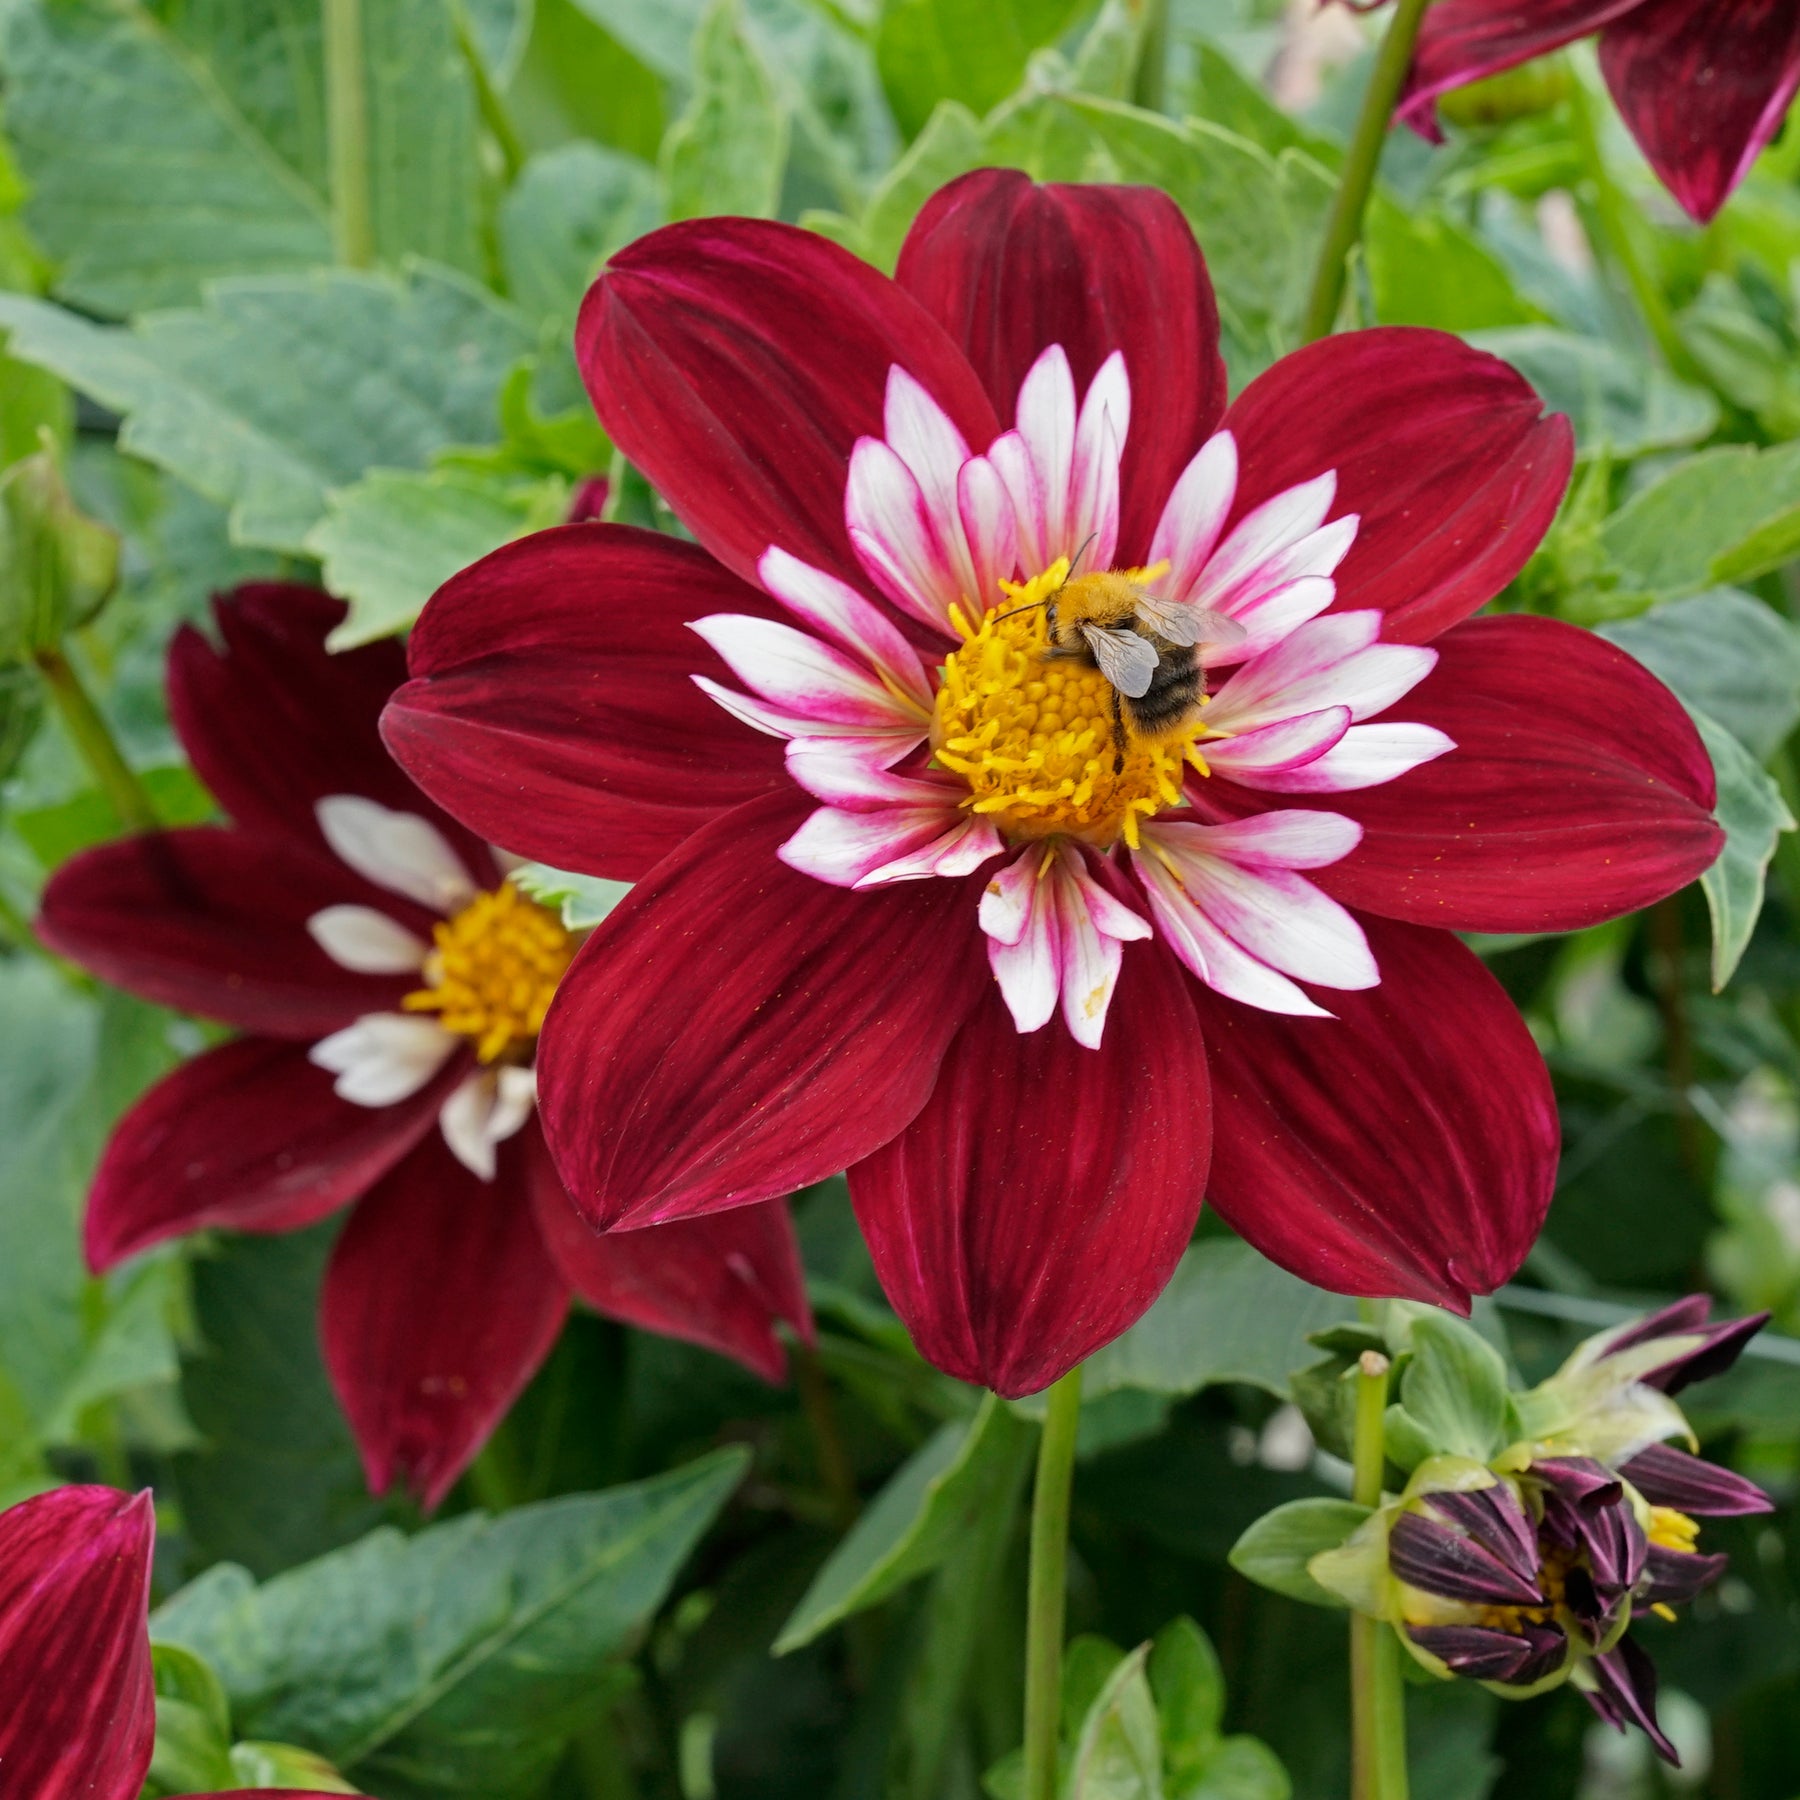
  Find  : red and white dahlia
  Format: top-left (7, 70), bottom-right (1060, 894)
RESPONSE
top-left (37, 586), bottom-right (812, 1508)
top-left (384, 170), bottom-right (1722, 1398)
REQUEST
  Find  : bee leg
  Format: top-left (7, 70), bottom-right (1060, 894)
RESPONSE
top-left (1109, 690), bottom-right (1126, 774)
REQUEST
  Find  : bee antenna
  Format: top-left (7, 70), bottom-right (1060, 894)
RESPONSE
top-left (1067, 532), bottom-right (1099, 577)
top-left (989, 599), bottom-right (1048, 624)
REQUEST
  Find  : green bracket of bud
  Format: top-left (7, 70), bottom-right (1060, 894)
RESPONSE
top-left (0, 433), bottom-right (119, 663)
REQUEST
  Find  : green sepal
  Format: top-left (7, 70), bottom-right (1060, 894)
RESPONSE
top-left (0, 438), bottom-right (118, 661)
top-left (1229, 1498), bottom-right (1373, 1609)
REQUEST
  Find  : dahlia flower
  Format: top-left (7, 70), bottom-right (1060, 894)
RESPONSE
top-left (37, 585), bottom-right (812, 1508)
top-left (384, 169), bottom-right (1720, 1397)
top-left (1399, 0), bottom-right (1800, 223)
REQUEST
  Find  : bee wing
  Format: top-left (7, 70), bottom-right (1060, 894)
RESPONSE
top-left (1134, 595), bottom-right (1249, 652)
top-left (1080, 622), bottom-right (1158, 697)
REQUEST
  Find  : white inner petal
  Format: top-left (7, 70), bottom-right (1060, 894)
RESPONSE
top-left (439, 1066), bottom-right (538, 1181)
top-left (309, 1012), bottom-right (456, 1107)
top-left (316, 795), bottom-right (477, 913)
top-left (307, 904), bottom-right (430, 974)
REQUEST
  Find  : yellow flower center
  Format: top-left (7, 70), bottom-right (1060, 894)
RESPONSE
top-left (930, 561), bottom-right (1218, 849)
top-left (402, 881), bottom-right (573, 1063)
top-left (1647, 1507), bottom-right (1700, 1555)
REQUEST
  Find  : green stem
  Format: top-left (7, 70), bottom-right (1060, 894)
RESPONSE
top-left (1023, 1365), bottom-right (1083, 1800)
top-left (1349, 1349), bottom-right (1407, 1800)
top-left (323, 0), bottom-right (375, 268)
top-left (1299, 0), bottom-right (1432, 343)
top-left (451, 0), bottom-right (527, 182)
top-left (1565, 77), bottom-right (1700, 381)
top-left (32, 646), bottom-right (157, 834)
top-left (1131, 0), bottom-right (1169, 115)
top-left (793, 1340), bottom-right (860, 1531)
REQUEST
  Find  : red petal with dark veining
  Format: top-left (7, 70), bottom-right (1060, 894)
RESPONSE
top-left (1223, 328), bottom-right (1572, 644)
top-left (36, 827), bottom-right (431, 1037)
top-left (0, 1486), bottom-right (155, 1800)
top-left (538, 790), bottom-right (988, 1231)
top-left (849, 941), bottom-right (1211, 1397)
top-left (895, 168), bottom-right (1228, 563)
top-left (1191, 916), bottom-right (1557, 1308)
top-left (1312, 615), bottom-right (1722, 933)
top-left (321, 1127), bottom-right (568, 1511)
top-left (384, 525), bottom-right (788, 881)
top-left (85, 1037), bottom-right (456, 1271)
top-left (531, 1136), bottom-right (812, 1384)
top-left (578, 219), bottom-right (997, 594)
top-left (1599, 0), bottom-right (1800, 223)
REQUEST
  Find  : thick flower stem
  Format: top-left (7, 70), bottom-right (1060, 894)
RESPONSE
top-left (1023, 1364), bottom-right (1084, 1800)
top-left (1350, 1348), bottom-right (1408, 1800)
top-left (323, 0), bottom-right (375, 269)
top-left (32, 646), bottom-right (157, 835)
top-left (1299, 0), bottom-right (1433, 344)
top-left (793, 1340), bottom-right (860, 1531)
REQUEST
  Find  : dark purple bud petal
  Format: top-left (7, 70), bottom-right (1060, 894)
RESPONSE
top-left (1644, 1313), bottom-right (1770, 1395)
top-left (1534, 1456), bottom-right (1624, 1513)
top-left (1584, 1639), bottom-right (1678, 1765)
top-left (1642, 1543), bottom-right (1729, 1607)
top-left (1581, 1497), bottom-right (1648, 1599)
top-left (1390, 1511), bottom-right (1546, 1608)
top-left (1602, 1296), bottom-right (1712, 1356)
top-left (1621, 1442), bottom-right (1774, 1517)
top-left (1512, 1622), bottom-right (1570, 1687)
top-left (1424, 1485), bottom-right (1541, 1586)
top-left (1406, 1624), bottom-right (1542, 1682)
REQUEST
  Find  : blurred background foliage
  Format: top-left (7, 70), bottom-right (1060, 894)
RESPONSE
top-left (2, 0), bottom-right (1800, 1795)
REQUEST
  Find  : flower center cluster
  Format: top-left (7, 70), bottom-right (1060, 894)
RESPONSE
top-left (930, 566), bottom-right (1210, 849)
top-left (402, 882), bottom-right (573, 1063)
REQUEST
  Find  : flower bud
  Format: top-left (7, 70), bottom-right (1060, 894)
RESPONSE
top-left (0, 439), bottom-right (119, 662)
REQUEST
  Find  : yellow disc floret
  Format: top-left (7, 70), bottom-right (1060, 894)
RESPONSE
top-left (402, 881), bottom-right (573, 1063)
top-left (931, 562), bottom-right (1215, 849)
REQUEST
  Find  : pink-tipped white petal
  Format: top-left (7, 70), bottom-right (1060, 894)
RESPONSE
top-left (1190, 472), bottom-right (1339, 609)
top-left (316, 796), bottom-right (475, 914)
top-left (780, 800), bottom-right (968, 889)
top-left (1150, 431), bottom-right (1239, 604)
top-left (1201, 707), bottom-right (1350, 778)
top-left (757, 547), bottom-right (934, 707)
top-left (690, 676), bottom-right (923, 768)
top-left (1172, 809), bottom-right (1364, 871)
top-left (690, 614), bottom-right (909, 727)
top-left (977, 845), bottom-right (1040, 946)
top-left (1237, 722), bottom-right (1456, 793)
top-left (440, 1065), bottom-right (537, 1181)
top-left (309, 1012), bottom-right (456, 1106)
top-left (1052, 848), bottom-right (1151, 1049)
top-left (1202, 575), bottom-right (1339, 667)
top-left (1013, 346), bottom-right (1078, 566)
top-left (846, 438), bottom-right (964, 633)
top-left (1070, 350), bottom-right (1129, 570)
top-left (1206, 614), bottom-right (1434, 736)
top-left (957, 455), bottom-right (1018, 612)
top-left (988, 430), bottom-right (1049, 580)
top-left (787, 759), bottom-right (964, 811)
top-left (884, 365), bottom-right (971, 534)
top-left (858, 815), bottom-right (1004, 885)
top-left (306, 904), bottom-right (430, 974)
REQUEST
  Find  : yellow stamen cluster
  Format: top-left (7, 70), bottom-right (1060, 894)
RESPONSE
top-left (402, 882), bottom-right (573, 1063)
top-left (931, 564), bottom-right (1213, 849)
top-left (1647, 1507), bottom-right (1700, 1555)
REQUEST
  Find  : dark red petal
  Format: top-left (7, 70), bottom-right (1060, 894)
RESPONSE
top-left (1399, 0), bottom-right (1642, 132)
top-left (36, 828), bottom-right (431, 1037)
top-left (849, 941), bottom-right (1211, 1398)
top-left (84, 1038), bottom-right (456, 1272)
top-left (895, 168), bottom-right (1228, 564)
top-left (1192, 916), bottom-right (1558, 1309)
top-left (577, 220), bottom-right (998, 593)
top-left (0, 1487), bottom-right (155, 1800)
top-left (538, 790), bottom-right (988, 1231)
top-left (1314, 615), bottom-right (1723, 933)
top-left (321, 1128), bottom-right (568, 1511)
top-left (530, 1134), bottom-right (812, 1384)
top-left (384, 525), bottom-right (789, 880)
top-left (1223, 329), bottom-right (1573, 643)
top-left (1599, 0), bottom-right (1800, 223)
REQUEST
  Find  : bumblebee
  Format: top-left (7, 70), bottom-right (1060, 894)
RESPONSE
top-left (1041, 570), bottom-right (1247, 749)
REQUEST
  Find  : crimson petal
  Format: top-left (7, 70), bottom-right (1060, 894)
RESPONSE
top-left (37, 827), bottom-right (431, 1037)
top-left (1191, 916), bottom-right (1557, 1309)
top-left (1600, 0), bottom-right (1800, 223)
top-left (1315, 614), bottom-right (1722, 932)
top-left (385, 526), bottom-right (788, 880)
top-left (849, 941), bottom-right (1210, 1398)
top-left (538, 790), bottom-right (989, 1230)
top-left (1223, 328), bottom-right (1572, 643)
top-left (529, 1134), bottom-right (813, 1383)
top-left (86, 1038), bottom-right (455, 1271)
top-left (895, 168), bottom-right (1228, 563)
top-left (321, 1128), bottom-right (568, 1511)
top-left (578, 219), bottom-right (998, 594)
top-left (0, 1486), bottom-right (155, 1800)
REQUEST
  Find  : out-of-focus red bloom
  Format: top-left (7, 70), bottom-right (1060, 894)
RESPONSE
top-left (0, 1486), bottom-right (156, 1799)
top-left (1397, 0), bottom-right (1800, 223)
top-left (383, 170), bottom-right (1720, 1397)
top-left (36, 587), bottom-right (812, 1510)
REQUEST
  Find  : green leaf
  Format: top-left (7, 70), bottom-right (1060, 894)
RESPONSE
top-left (1679, 271), bottom-right (1800, 439)
top-left (153, 1449), bottom-right (748, 1798)
top-left (1148, 1618), bottom-right (1223, 1783)
top-left (1068, 1643), bottom-right (1163, 1800)
top-left (1600, 442), bottom-right (1800, 602)
top-left (227, 1741), bottom-right (359, 1792)
top-left (874, 0), bottom-right (1088, 140)
top-left (305, 464), bottom-right (567, 647)
top-left (1692, 707), bottom-right (1792, 991)
top-left (0, 0), bottom-right (330, 315)
top-left (565, 0), bottom-right (700, 78)
top-left (12, 765), bottom-right (214, 868)
top-left (775, 1392), bottom-right (1035, 1652)
top-left (0, 268), bottom-right (533, 553)
top-left (661, 0), bottom-right (790, 222)
top-left (509, 861), bottom-right (633, 929)
top-left (147, 1642), bottom-right (236, 1796)
top-left (1397, 1316), bottom-right (1510, 1464)
top-left (1366, 199), bottom-right (1541, 332)
top-left (1466, 327), bottom-right (1719, 461)
top-left (1226, 1498), bottom-right (1371, 1608)
top-left (1183, 1736), bottom-right (1292, 1800)
top-left (499, 143), bottom-right (662, 323)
